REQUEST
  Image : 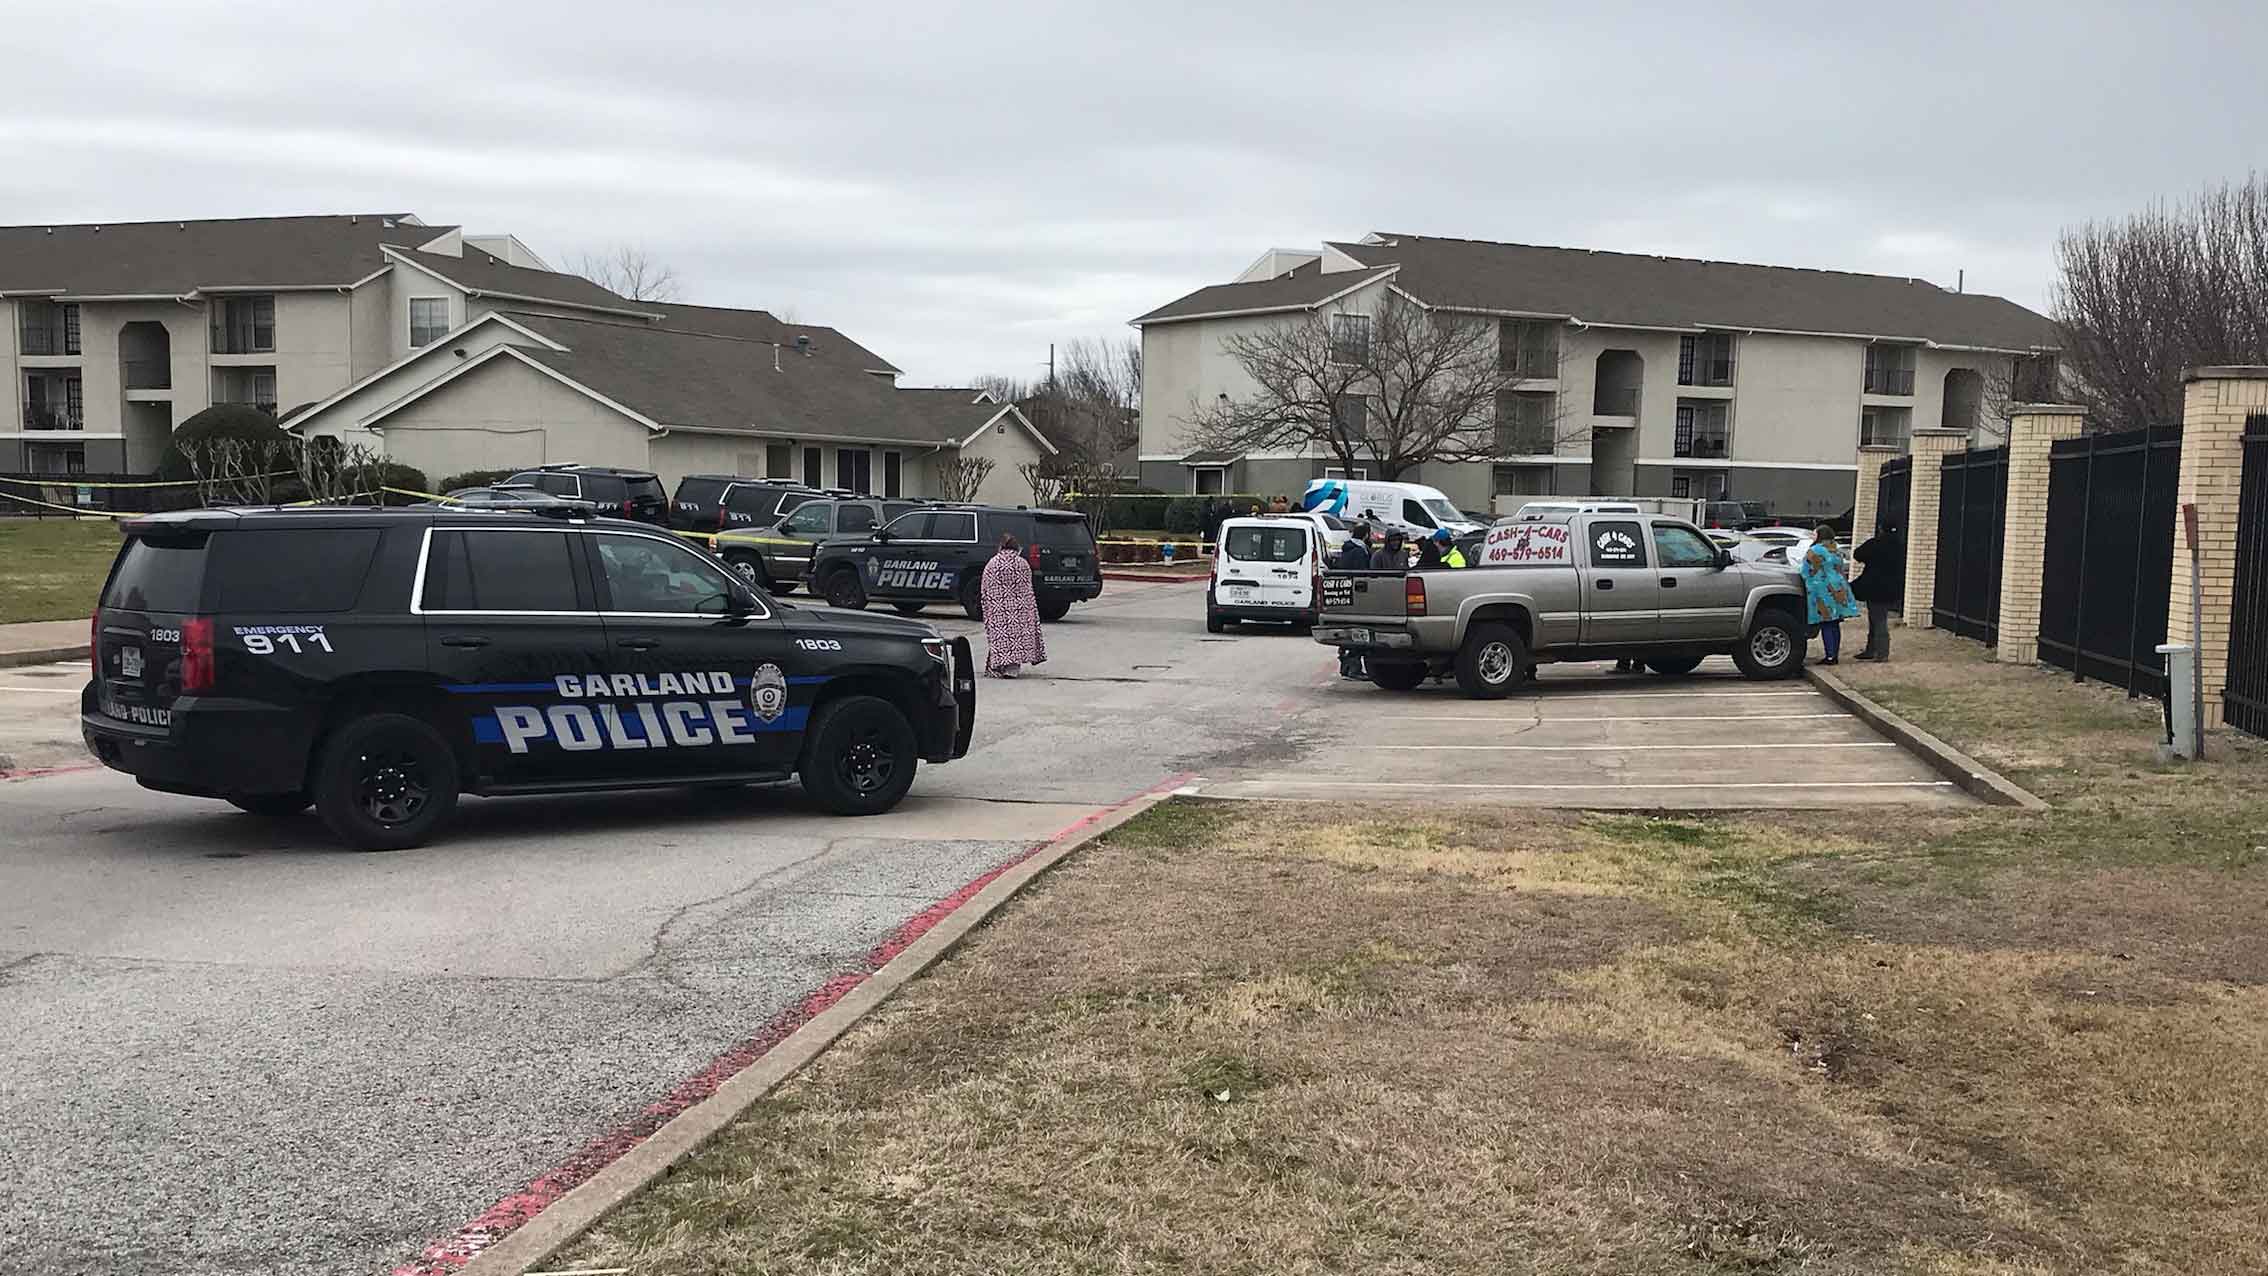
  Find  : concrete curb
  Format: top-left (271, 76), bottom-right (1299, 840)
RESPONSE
top-left (454, 783), bottom-right (1183, 1276)
top-left (0, 645), bottom-right (86, 669)
top-left (1804, 665), bottom-right (2048, 809)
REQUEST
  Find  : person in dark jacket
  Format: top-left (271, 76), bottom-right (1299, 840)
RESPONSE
top-left (1334, 525), bottom-right (1374, 571)
top-left (1850, 521), bottom-right (1906, 661)
top-left (1370, 531), bottom-right (1406, 570)
top-left (1415, 533), bottom-right (1446, 568)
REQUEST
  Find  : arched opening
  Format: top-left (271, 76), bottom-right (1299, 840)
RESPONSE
top-left (1941, 367), bottom-right (1983, 436)
top-left (119, 321), bottom-right (170, 390)
top-left (1592, 349), bottom-right (1643, 418)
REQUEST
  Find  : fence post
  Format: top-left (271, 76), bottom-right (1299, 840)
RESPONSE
top-left (1901, 430), bottom-right (1969, 629)
top-left (1995, 404), bottom-right (2087, 664)
top-left (1851, 445), bottom-right (1898, 541)
top-left (2168, 366), bottom-right (2268, 725)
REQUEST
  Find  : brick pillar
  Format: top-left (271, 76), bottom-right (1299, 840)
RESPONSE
top-left (1995, 404), bottom-right (2088, 664)
top-left (1851, 445), bottom-right (1899, 543)
top-left (2167, 367), bottom-right (2268, 725)
top-left (1901, 430), bottom-right (1969, 628)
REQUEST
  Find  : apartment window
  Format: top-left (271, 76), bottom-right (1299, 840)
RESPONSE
top-left (18, 301), bottom-right (80, 356)
top-left (1673, 400), bottom-right (1731, 458)
top-left (1329, 313), bottom-right (1371, 365)
top-left (2012, 353), bottom-right (2059, 402)
top-left (212, 295), bottom-right (275, 354)
top-left (883, 450), bottom-right (903, 498)
top-left (1677, 332), bottom-right (1735, 387)
top-left (252, 371), bottom-right (277, 414)
top-left (1491, 464), bottom-right (1553, 498)
top-left (1192, 467), bottom-right (1227, 495)
top-left (1863, 344), bottom-right (1916, 396)
top-left (1498, 319), bottom-right (1559, 379)
top-left (1860, 405), bottom-right (1912, 449)
top-left (764, 443), bottom-right (793, 478)
top-left (24, 372), bottom-right (84, 430)
top-left (1330, 394), bottom-right (1376, 448)
top-left (1323, 466), bottom-right (1368, 480)
top-left (1494, 390), bottom-right (1557, 455)
top-left (836, 448), bottom-right (873, 494)
top-left (1671, 475), bottom-right (1691, 498)
top-left (802, 446), bottom-right (823, 488)
top-left (408, 297), bottom-right (450, 348)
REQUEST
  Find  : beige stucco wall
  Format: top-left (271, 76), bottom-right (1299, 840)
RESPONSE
top-left (295, 322), bottom-right (547, 456)
top-left (384, 259), bottom-right (468, 363)
top-left (262, 291), bottom-right (358, 414)
top-left (1138, 278), bottom-right (1393, 461)
top-left (1720, 331), bottom-right (1863, 465)
top-left (375, 355), bottom-right (649, 480)
top-left (962, 417), bottom-right (1050, 504)
top-left (349, 276), bottom-right (394, 378)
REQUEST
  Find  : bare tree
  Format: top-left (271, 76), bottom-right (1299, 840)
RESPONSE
top-left (969, 337), bottom-right (1142, 470)
top-left (574, 244), bottom-right (684, 303)
top-left (1018, 461), bottom-right (1070, 508)
top-left (1183, 290), bottom-right (1538, 480)
top-left (2055, 173), bottom-right (2268, 431)
top-left (933, 455), bottom-right (996, 502)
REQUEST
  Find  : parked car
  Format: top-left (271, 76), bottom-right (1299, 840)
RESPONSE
top-left (712, 495), bottom-right (930, 594)
top-left (502, 465), bottom-right (667, 525)
top-left (1701, 500), bottom-right (1773, 531)
top-left (431, 484), bottom-right (584, 511)
top-left (668, 474), bottom-right (828, 533)
top-left (809, 505), bottom-right (1104, 621)
top-left (1313, 511), bottom-right (1808, 696)
top-left (1209, 516), bottom-right (1323, 632)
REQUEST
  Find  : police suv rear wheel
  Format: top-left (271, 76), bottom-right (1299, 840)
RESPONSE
top-left (313, 712), bottom-right (460, 851)
top-left (1037, 599), bottom-right (1071, 622)
top-left (228, 793), bottom-right (310, 817)
top-left (892, 601), bottom-right (927, 615)
top-left (958, 573), bottom-right (984, 621)
top-left (800, 695), bottom-right (918, 815)
top-left (824, 568), bottom-right (868, 610)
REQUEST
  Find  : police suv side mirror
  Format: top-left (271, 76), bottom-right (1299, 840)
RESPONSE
top-left (871, 529), bottom-right (892, 543)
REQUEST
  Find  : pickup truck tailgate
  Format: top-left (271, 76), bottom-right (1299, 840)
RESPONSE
top-left (1318, 570), bottom-right (1407, 622)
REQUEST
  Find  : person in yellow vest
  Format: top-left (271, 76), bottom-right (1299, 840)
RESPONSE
top-left (1430, 528), bottom-right (1467, 568)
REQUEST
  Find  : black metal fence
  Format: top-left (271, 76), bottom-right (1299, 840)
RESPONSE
top-left (2225, 417), bottom-right (2268, 736)
top-left (2037, 425), bottom-right (2180, 700)
top-left (1931, 445), bottom-right (2008, 642)
top-left (1873, 457), bottom-right (1911, 612)
top-left (0, 473), bottom-right (200, 518)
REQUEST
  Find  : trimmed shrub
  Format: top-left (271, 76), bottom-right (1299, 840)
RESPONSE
top-left (156, 404), bottom-right (290, 480)
top-left (375, 464), bottom-right (433, 505)
top-left (437, 468), bottom-right (519, 493)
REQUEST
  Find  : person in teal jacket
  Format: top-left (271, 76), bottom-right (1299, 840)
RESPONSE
top-left (1801, 526), bottom-right (1862, 665)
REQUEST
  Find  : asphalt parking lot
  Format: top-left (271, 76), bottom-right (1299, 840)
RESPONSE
top-left (1193, 657), bottom-right (1970, 807)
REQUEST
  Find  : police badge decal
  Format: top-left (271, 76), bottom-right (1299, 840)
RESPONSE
top-left (748, 662), bottom-right (789, 723)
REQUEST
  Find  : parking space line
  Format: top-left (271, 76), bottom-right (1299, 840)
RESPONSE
top-left (1374, 742), bottom-right (1896, 751)
top-left (1389, 713), bottom-right (1851, 723)
top-left (1515, 690), bottom-right (1825, 701)
top-left (1207, 779), bottom-right (1955, 792)
top-left (0, 685), bottom-right (79, 695)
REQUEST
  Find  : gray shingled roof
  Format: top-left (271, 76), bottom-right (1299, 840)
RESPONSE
top-left (1136, 233), bottom-right (2059, 351)
top-left (503, 312), bottom-right (1003, 445)
top-left (0, 212), bottom-right (643, 315)
top-left (1130, 261), bottom-right (1394, 325)
top-left (650, 301), bottom-right (904, 375)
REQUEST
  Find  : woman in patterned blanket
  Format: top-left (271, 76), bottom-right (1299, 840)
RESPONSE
top-left (980, 534), bottom-right (1047, 677)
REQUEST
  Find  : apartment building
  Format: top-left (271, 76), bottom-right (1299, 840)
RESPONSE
top-left (0, 214), bottom-right (646, 474)
top-left (1133, 233), bottom-right (2062, 518)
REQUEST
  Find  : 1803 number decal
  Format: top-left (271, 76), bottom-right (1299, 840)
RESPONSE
top-left (795, 638), bottom-right (843, 651)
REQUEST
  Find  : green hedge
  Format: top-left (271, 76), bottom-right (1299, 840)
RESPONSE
top-left (376, 464), bottom-right (433, 505)
top-left (436, 468), bottom-right (519, 493)
top-left (1079, 492), bottom-right (1281, 534)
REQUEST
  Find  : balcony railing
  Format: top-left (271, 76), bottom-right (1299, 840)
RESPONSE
top-left (123, 359), bottom-right (171, 391)
top-left (24, 405), bottom-right (84, 431)
top-left (1493, 425), bottom-right (1557, 456)
top-left (1674, 431), bottom-right (1731, 459)
top-left (217, 397), bottom-right (278, 416)
top-left (1860, 422), bottom-right (1909, 449)
top-left (1593, 388), bottom-right (1640, 416)
top-left (1679, 359), bottom-right (1735, 387)
top-left (19, 327), bottom-right (79, 357)
top-left (1864, 366), bottom-right (1915, 395)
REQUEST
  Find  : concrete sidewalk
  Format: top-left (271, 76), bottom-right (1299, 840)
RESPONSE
top-left (0, 620), bottom-right (88, 670)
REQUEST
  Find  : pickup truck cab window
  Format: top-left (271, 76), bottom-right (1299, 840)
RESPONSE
top-left (1652, 524), bottom-right (1719, 568)
top-left (785, 503), bottom-right (834, 535)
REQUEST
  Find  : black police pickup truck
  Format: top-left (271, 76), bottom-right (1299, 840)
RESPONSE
top-left (82, 505), bottom-right (976, 850)
top-left (807, 505), bottom-right (1103, 620)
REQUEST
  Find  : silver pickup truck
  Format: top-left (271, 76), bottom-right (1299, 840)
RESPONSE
top-left (1313, 511), bottom-right (1809, 697)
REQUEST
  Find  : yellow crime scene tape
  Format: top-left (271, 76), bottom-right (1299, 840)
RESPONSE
top-left (0, 488), bottom-right (137, 519)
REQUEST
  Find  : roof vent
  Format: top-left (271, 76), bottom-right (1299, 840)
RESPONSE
top-left (795, 334), bottom-right (812, 355)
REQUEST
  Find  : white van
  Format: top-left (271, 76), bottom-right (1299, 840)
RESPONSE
top-left (1208, 516), bottom-right (1322, 632)
top-left (1301, 479), bottom-right (1483, 539)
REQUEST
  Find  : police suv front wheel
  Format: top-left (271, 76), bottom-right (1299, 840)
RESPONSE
top-left (800, 695), bottom-right (918, 815)
top-left (313, 712), bottom-right (461, 851)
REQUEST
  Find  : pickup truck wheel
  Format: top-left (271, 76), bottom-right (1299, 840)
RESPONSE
top-left (723, 551), bottom-right (770, 592)
top-left (1455, 624), bottom-right (1530, 699)
top-left (1369, 661), bottom-right (1427, 691)
top-left (824, 568), bottom-right (868, 610)
top-left (799, 695), bottom-right (918, 815)
top-left (1646, 656), bottom-right (1704, 677)
top-left (1734, 610), bottom-right (1804, 680)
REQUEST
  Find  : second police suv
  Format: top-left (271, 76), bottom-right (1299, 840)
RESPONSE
top-left (81, 502), bottom-right (976, 850)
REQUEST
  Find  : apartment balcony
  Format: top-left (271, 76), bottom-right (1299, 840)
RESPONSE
top-left (1492, 425), bottom-right (1558, 457)
top-left (123, 359), bottom-right (172, 394)
top-left (1592, 387), bottom-right (1639, 418)
top-left (23, 405), bottom-right (85, 432)
top-left (1673, 429), bottom-right (1731, 459)
top-left (1863, 366), bottom-right (1915, 396)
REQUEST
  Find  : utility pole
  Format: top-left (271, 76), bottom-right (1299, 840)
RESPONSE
top-left (1047, 343), bottom-right (1056, 393)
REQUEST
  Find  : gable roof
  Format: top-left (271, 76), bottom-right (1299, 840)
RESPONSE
top-left (0, 213), bottom-right (434, 295)
top-left (391, 243), bottom-right (651, 315)
top-left (1135, 232), bottom-right (2060, 351)
top-left (1130, 261), bottom-right (1397, 325)
top-left (649, 301), bottom-right (903, 375)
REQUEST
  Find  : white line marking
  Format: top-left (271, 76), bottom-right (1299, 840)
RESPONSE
top-left (1217, 780), bottom-right (1956, 792)
top-left (1389, 713), bottom-right (1851, 723)
top-left (1518, 690), bottom-right (1825, 701)
top-left (0, 685), bottom-right (79, 695)
top-left (1373, 742), bottom-right (1896, 751)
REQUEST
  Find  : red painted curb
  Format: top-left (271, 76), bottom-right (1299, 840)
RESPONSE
top-left (392, 774), bottom-right (1193, 1276)
top-left (1, 761), bottom-right (102, 782)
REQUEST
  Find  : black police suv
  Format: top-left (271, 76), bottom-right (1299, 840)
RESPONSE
top-left (808, 505), bottom-right (1104, 621)
top-left (83, 506), bottom-right (976, 850)
top-left (667, 474), bottom-right (826, 533)
top-left (504, 465), bottom-right (668, 525)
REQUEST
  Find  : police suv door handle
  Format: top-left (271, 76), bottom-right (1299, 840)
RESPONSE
top-left (439, 635), bottom-right (490, 649)
top-left (616, 637), bottom-right (661, 650)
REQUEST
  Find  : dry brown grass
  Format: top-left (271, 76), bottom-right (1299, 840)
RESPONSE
top-left (559, 634), bottom-right (2268, 1275)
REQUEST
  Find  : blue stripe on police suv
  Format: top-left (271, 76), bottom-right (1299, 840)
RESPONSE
top-left (458, 669), bottom-right (830, 753)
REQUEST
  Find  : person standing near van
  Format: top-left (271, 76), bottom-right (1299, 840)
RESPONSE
top-left (1431, 528), bottom-right (1466, 568)
top-left (1371, 530), bottom-right (1406, 570)
top-left (1336, 524), bottom-right (1375, 571)
top-left (1801, 525), bottom-right (1860, 666)
top-left (981, 534), bottom-right (1047, 678)
top-left (1850, 520), bottom-right (1904, 662)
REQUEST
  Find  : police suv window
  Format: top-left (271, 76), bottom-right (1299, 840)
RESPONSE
top-left (1589, 520), bottom-right (1647, 568)
top-left (785, 503), bottom-right (833, 534)
top-left (424, 530), bottom-right (583, 612)
top-left (882, 502), bottom-right (919, 524)
top-left (1031, 518), bottom-right (1088, 548)
top-left (592, 534), bottom-right (742, 615)
top-left (931, 512), bottom-right (977, 542)
top-left (840, 504), bottom-right (878, 533)
top-left (883, 511), bottom-right (933, 539)
top-left (1653, 524), bottom-right (1719, 568)
top-left (210, 529), bottom-right (381, 612)
top-left (104, 534), bottom-right (208, 613)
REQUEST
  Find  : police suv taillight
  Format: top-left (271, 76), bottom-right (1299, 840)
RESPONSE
top-left (1405, 576), bottom-right (1427, 617)
top-left (180, 617), bottom-right (215, 693)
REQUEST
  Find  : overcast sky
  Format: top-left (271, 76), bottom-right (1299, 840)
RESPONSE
top-left (10, 1), bottom-right (2265, 385)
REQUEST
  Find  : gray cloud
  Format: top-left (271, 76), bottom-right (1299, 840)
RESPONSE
top-left (9, 0), bottom-right (2266, 383)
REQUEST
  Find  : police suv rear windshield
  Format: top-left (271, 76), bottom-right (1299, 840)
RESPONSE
top-left (103, 534), bottom-right (207, 613)
top-left (1031, 517), bottom-right (1092, 549)
top-left (675, 477), bottom-right (729, 506)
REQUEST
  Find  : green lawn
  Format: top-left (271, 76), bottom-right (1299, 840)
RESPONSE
top-left (0, 518), bottom-right (123, 624)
